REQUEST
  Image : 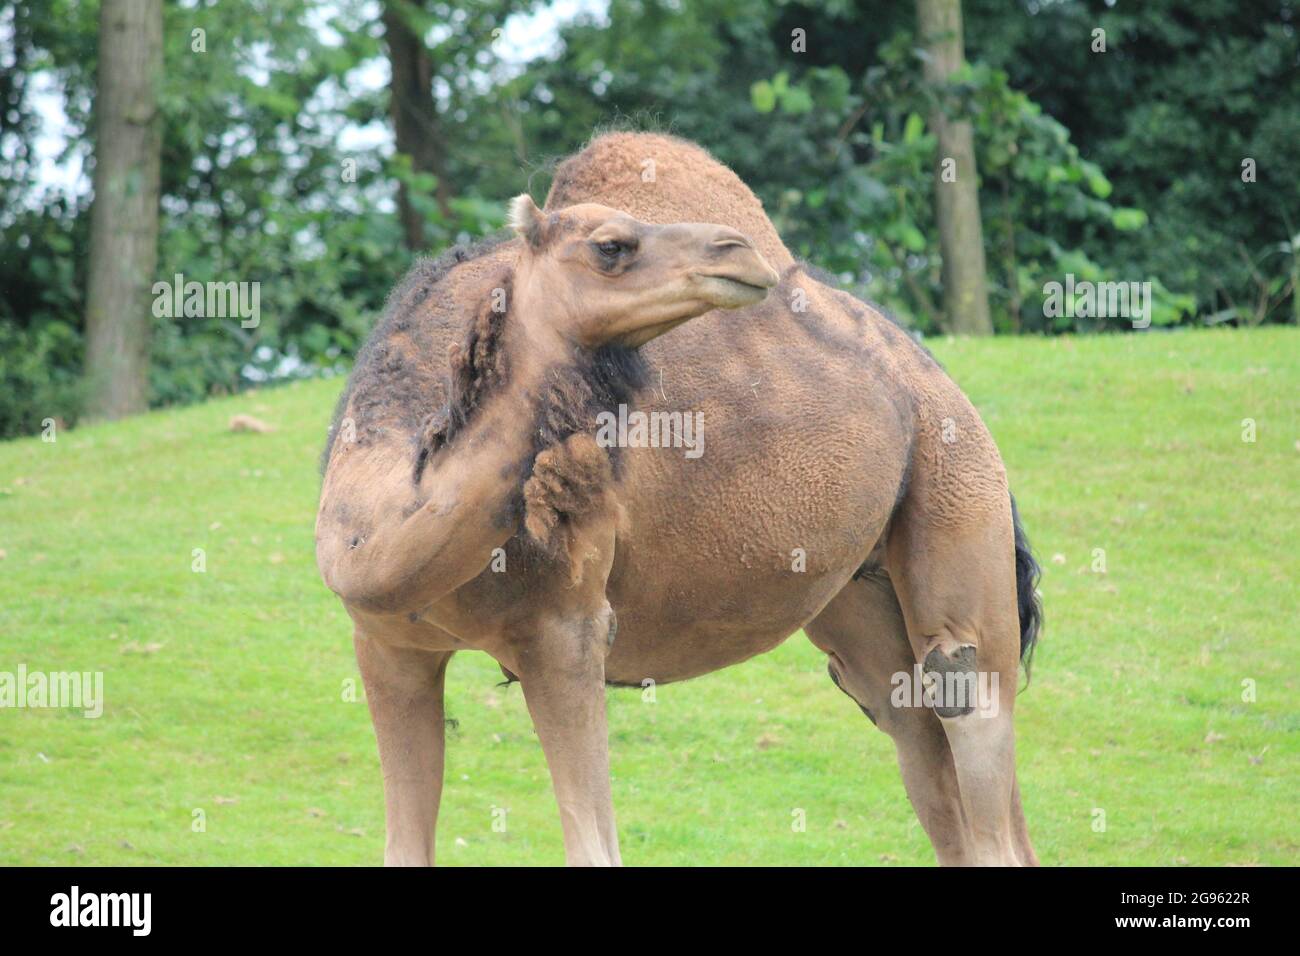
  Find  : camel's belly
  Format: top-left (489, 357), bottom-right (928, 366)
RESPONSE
top-left (597, 446), bottom-right (898, 682)
top-left (601, 567), bottom-right (857, 684)
top-left (588, 332), bottom-right (908, 682)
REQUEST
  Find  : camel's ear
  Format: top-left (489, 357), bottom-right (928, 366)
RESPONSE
top-left (507, 194), bottom-right (545, 247)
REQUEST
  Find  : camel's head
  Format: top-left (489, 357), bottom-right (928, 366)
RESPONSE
top-left (507, 195), bottom-right (779, 348)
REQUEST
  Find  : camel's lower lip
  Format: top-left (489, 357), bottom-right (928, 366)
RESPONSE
top-left (696, 274), bottom-right (771, 292)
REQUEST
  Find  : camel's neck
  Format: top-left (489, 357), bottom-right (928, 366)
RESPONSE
top-left (527, 340), bottom-right (649, 473)
top-left (413, 279), bottom-right (649, 511)
top-left (319, 263), bottom-right (646, 615)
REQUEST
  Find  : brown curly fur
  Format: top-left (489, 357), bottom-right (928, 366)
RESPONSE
top-left (523, 433), bottom-right (622, 584)
top-left (517, 346), bottom-right (646, 580)
top-left (320, 235), bottom-right (508, 474)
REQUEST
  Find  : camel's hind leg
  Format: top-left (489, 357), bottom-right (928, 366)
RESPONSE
top-left (354, 632), bottom-right (453, 866)
top-left (805, 571), bottom-right (971, 865)
top-left (886, 494), bottom-right (1038, 866)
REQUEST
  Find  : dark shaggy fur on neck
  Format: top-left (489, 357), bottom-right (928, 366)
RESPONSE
top-left (409, 262), bottom-right (650, 525)
top-left (529, 344), bottom-right (650, 477)
top-left (411, 317), bottom-right (649, 563)
top-left (412, 270), bottom-right (513, 483)
top-left (515, 344), bottom-right (649, 558)
top-left (320, 234), bottom-right (508, 476)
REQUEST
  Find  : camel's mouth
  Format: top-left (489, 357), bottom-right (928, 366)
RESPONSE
top-left (710, 276), bottom-right (770, 292)
top-left (692, 272), bottom-right (777, 308)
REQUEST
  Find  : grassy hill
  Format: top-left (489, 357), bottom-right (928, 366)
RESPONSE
top-left (1, 327), bottom-right (1296, 865)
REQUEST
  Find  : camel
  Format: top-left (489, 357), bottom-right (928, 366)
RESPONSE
top-left (316, 133), bottom-right (1043, 867)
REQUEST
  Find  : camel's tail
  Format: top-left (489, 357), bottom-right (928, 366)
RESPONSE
top-left (1010, 493), bottom-right (1043, 678)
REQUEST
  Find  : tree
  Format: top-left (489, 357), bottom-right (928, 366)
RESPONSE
top-left (916, 0), bottom-right (993, 335)
top-left (83, 0), bottom-right (163, 418)
top-left (382, 0), bottom-right (452, 250)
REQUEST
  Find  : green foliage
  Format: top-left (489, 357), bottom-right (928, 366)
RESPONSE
top-left (1, 0), bottom-right (504, 437)
top-left (750, 71), bottom-right (813, 114)
top-left (2, 0), bottom-right (1295, 437)
top-left (0, 207), bottom-right (87, 438)
top-left (963, 0), bottom-right (1300, 325)
top-left (961, 60), bottom-right (1194, 332)
top-left (0, 319), bottom-right (85, 441)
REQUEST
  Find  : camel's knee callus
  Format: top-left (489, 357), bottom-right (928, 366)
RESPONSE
top-left (922, 644), bottom-right (979, 718)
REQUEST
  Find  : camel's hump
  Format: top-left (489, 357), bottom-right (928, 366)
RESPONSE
top-left (544, 132), bottom-right (794, 271)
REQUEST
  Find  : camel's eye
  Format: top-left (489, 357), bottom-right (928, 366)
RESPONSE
top-left (596, 240), bottom-right (624, 260)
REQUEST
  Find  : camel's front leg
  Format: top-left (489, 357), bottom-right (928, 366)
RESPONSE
top-left (354, 632), bottom-right (452, 866)
top-left (511, 612), bottom-right (621, 866)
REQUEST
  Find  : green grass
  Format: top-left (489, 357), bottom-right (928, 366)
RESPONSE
top-left (1, 327), bottom-right (1296, 866)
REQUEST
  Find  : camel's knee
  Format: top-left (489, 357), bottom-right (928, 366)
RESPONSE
top-left (921, 641), bottom-right (980, 719)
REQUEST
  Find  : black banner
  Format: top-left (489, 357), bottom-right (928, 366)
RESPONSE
top-left (0, 866), bottom-right (1279, 942)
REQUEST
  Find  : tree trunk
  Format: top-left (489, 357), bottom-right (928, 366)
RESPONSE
top-left (916, 0), bottom-right (993, 335)
top-left (383, 0), bottom-right (451, 251)
top-left (83, 0), bottom-right (163, 419)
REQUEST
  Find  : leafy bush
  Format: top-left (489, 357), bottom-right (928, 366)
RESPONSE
top-left (0, 320), bottom-right (86, 441)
